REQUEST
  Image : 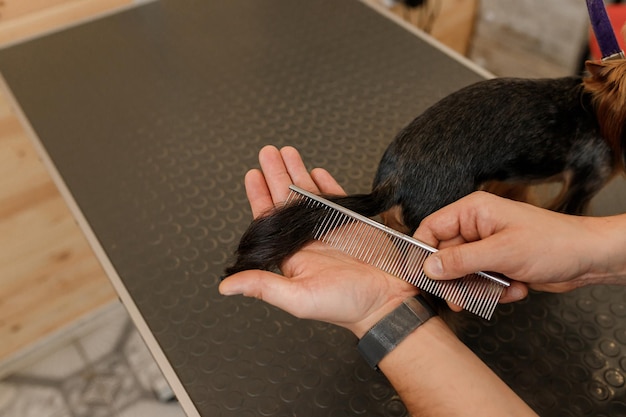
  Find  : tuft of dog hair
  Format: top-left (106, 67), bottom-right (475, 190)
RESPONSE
top-left (224, 61), bottom-right (626, 278)
top-left (583, 59), bottom-right (626, 171)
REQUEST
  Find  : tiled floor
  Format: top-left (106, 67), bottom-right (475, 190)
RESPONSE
top-left (0, 303), bottom-right (185, 417)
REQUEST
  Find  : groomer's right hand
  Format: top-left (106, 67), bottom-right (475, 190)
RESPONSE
top-left (414, 191), bottom-right (626, 302)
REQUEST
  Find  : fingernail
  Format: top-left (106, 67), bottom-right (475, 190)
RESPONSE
top-left (425, 255), bottom-right (443, 278)
top-left (506, 286), bottom-right (525, 300)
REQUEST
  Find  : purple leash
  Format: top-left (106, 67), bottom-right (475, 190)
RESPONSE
top-left (586, 0), bottom-right (625, 60)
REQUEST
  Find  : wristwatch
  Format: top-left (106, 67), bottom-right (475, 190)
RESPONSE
top-left (357, 295), bottom-right (437, 369)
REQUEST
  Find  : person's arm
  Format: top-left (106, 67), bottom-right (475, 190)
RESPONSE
top-left (380, 317), bottom-right (534, 416)
top-left (219, 145), bottom-right (538, 416)
top-left (415, 191), bottom-right (626, 295)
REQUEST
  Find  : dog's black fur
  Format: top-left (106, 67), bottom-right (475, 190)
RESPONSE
top-left (224, 68), bottom-right (625, 277)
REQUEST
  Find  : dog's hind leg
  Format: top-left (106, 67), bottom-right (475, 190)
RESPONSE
top-left (549, 173), bottom-right (612, 214)
top-left (548, 147), bottom-right (615, 215)
top-left (480, 181), bottom-right (535, 205)
top-left (380, 205), bottom-right (411, 234)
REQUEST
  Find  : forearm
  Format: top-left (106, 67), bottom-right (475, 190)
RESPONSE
top-left (378, 317), bottom-right (538, 417)
top-left (578, 213), bottom-right (626, 286)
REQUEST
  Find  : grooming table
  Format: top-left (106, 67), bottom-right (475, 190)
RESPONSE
top-left (1, 1), bottom-right (625, 415)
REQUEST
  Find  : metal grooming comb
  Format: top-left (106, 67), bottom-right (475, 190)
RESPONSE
top-left (287, 185), bottom-right (510, 320)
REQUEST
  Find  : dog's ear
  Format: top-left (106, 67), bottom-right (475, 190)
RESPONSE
top-left (585, 60), bottom-right (604, 79)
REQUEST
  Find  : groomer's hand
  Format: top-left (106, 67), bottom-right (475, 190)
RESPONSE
top-left (219, 145), bottom-right (417, 337)
top-left (415, 191), bottom-right (626, 299)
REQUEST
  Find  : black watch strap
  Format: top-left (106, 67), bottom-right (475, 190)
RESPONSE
top-left (357, 295), bottom-right (436, 369)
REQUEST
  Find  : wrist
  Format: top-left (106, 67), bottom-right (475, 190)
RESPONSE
top-left (349, 299), bottom-right (405, 339)
top-left (580, 214), bottom-right (626, 285)
top-left (349, 290), bottom-right (419, 339)
top-left (356, 295), bottom-right (437, 369)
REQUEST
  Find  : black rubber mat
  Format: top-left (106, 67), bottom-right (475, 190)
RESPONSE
top-left (1, 1), bottom-right (625, 415)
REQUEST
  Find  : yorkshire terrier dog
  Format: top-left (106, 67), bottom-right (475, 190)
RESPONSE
top-left (224, 60), bottom-right (626, 277)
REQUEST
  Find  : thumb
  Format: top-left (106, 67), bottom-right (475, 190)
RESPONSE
top-left (423, 239), bottom-right (499, 280)
top-left (219, 270), bottom-right (304, 315)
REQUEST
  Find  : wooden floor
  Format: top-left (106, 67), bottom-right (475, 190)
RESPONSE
top-left (0, 81), bottom-right (117, 363)
top-left (0, 0), bottom-right (137, 47)
top-left (0, 0), bottom-right (138, 364)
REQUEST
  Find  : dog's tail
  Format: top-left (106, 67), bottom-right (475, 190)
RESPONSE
top-left (583, 59), bottom-right (626, 170)
top-left (223, 187), bottom-right (395, 277)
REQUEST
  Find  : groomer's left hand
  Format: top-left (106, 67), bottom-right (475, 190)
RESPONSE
top-left (219, 145), bottom-right (417, 337)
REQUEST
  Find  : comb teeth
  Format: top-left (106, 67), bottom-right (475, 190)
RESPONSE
top-left (288, 185), bottom-right (509, 320)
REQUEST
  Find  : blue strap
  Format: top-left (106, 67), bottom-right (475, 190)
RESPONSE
top-left (586, 0), bottom-right (624, 60)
